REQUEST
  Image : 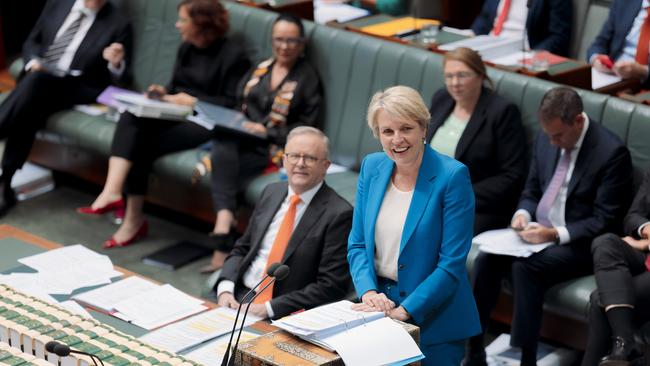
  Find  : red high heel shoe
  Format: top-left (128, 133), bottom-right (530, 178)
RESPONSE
top-left (103, 221), bottom-right (148, 249)
top-left (77, 198), bottom-right (125, 215)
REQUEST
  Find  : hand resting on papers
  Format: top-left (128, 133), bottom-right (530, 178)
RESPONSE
top-left (242, 121), bottom-right (268, 135)
top-left (146, 84), bottom-right (198, 107)
top-left (217, 292), bottom-right (240, 309)
top-left (510, 214), bottom-right (557, 244)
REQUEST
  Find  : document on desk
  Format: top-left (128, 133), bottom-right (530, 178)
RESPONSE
top-left (72, 276), bottom-right (160, 312)
top-left (139, 307), bottom-right (261, 353)
top-left (323, 317), bottom-right (424, 366)
top-left (591, 68), bottom-right (622, 89)
top-left (185, 331), bottom-right (259, 366)
top-left (474, 228), bottom-right (554, 257)
top-left (113, 284), bottom-right (207, 330)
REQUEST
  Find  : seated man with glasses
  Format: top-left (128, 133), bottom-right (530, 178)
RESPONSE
top-left (204, 12), bottom-right (323, 273)
top-left (213, 127), bottom-right (353, 319)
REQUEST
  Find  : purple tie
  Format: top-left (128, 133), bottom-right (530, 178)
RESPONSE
top-left (536, 149), bottom-right (572, 227)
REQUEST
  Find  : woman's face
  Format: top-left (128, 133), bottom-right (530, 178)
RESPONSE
top-left (376, 109), bottom-right (426, 167)
top-left (272, 20), bottom-right (304, 66)
top-left (176, 5), bottom-right (199, 44)
top-left (444, 60), bottom-right (483, 104)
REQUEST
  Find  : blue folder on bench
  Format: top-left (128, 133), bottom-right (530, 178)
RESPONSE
top-left (191, 101), bottom-right (267, 141)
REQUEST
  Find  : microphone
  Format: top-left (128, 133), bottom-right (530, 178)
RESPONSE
top-left (228, 265), bottom-right (290, 366)
top-left (220, 262), bottom-right (282, 366)
top-left (46, 341), bottom-right (105, 366)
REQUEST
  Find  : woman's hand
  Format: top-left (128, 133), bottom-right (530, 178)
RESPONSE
top-left (352, 290), bottom-right (395, 315)
top-left (146, 84), bottom-right (167, 99)
top-left (162, 92), bottom-right (197, 106)
top-left (388, 306), bottom-right (410, 321)
top-left (242, 121), bottom-right (268, 135)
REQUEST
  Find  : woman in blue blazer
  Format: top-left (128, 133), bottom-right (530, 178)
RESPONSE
top-left (348, 86), bottom-right (481, 365)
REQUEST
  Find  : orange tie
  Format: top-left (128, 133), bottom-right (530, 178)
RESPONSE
top-left (492, 0), bottom-right (511, 36)
top-left (636, 8), bottom-right (650, 65)
top-left (254, 194), bottom-right (301, 304)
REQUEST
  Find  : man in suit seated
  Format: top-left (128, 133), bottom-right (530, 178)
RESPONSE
top-left (0, 0), bottom-right (131, 216)
top-left (588, 0), bottom-right (650, 88)
top-left (463, 87), bottom-right (633, 366)
top-left (470, 0), bottom-right (571, 56)
top-left (581, 168), bottom-right (650, 366)
top-left (214, 126), bottom-right (353, 319)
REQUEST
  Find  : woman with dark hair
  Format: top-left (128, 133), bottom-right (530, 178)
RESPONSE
top-left (77, 0), bottom-right (250, 248)
top-left (427, 47), bottom-right (527, 234)
top-left (203, 13), bottom-right (323, 272)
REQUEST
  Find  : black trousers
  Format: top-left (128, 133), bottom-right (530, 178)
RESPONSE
top-left (0, 71), bottom-right (99, 174)
top-left (472, 242), bottom-right (592, 354)
top-left (110, 112), bottom-right (211, 195)
top-left (210, 134), bottom-right (268, 213)
top-left (581, 233), bottom-right (650, 366)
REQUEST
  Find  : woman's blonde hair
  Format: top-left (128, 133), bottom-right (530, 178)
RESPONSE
top-left (443, 47), bottom-right (494, 89)
top-left (366, 86), bottom-right (430, 137)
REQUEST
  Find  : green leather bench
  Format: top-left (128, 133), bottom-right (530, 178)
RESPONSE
top-left (6, 0), bottom-right (650, 349)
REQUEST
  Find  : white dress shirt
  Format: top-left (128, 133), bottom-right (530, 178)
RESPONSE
top-left (26, 0), bottom-right (124, 75)
top-left (217, 181), bottom-right (323, 317)
top-left (618, 0), bottom-right (650, 63)
top-left (489, 0), bottom-right (530, 49)
top-left (514, 113), bottom-right (590, 245)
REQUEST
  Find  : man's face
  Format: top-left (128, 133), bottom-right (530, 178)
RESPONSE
top-left (540, 114), bottom-right (584, 150)
top-left (84, 0), bottom-right (106, 11)
top-left (283, 134), bottom-right (330, 194)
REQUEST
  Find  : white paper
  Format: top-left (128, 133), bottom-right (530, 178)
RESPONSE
top-left (438, 35), bottom-right (523, 60)
top-left (139, 307), bottom-right (261, 353)
top-left (113, 284), bottom-right (207, 330)
top-left (485, 334), bottom-right (578, 366)
top-left (474, 228), bottom-right (553, 257)
top-left (488, 51), bottom-right (535, 66)
top-left (0, 274), bottom-right (59, 303)
top-left (313, 0), bottom-right (370, 24)
top-left (185, 331), bottom-right (259, 366)
top-left (72, 276), bottom-right (159, 312)
top-left (73, 105), bottom-right (106, 116)
top-left (323, 317), bottom-right (424, 366)
top-left (326, 163), bottom-right (348, 175)
top-left (59, 301), bottom-right (92, 318)
top-left (591, 68), bottom-right (622, 89)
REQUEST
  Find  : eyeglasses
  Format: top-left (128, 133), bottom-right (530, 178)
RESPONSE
top-left (283, 153), bottom-right (324, 166)
top-left (443, 71), bottom-right (476, 82)
top-left (272, 37), bottom-right (304, 47)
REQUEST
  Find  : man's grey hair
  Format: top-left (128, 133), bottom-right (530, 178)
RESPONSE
top-left (286, 126), bottom-right (330, 158)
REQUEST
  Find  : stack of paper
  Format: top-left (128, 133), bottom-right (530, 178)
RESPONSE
top-left (486, 334), bottom-right (578, 365)
top-left (0, 245), bottom-right (123, 296)
top-left (273, 300), bottom-right (423, 366)
top-left (140, 307), bottom-right (261, 353)
top-left (438, 35), bottom-right (524, 60)
top-left (474, 228), bottom-right (553, 257)
top-left (185, 331), bottom-right (259, 366)
top-left (313, 0), bottom-right (370, 24)
top-left (112, 93), bottom-right (192, 121)
top-left (72, 276), bottom-right (160, 312)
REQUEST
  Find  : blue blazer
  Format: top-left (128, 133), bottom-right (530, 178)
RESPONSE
top-left (347, 148), bottom-right (481, 346)
top-left (470, 0), bottom-right (572, 56)
top-left (586, 0), bottom-right (642, 62)
top-left (518, 120), bottom-right (633, 243)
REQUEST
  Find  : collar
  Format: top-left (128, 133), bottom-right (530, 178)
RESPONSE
top-left (571, 112), bottom-right (589, 151)
top-left (644, 0), bottom-right (650, 9)
top-left (73, 0), bottom-right (101, 17)
top-left (288, 181), bottom-right (323, 206)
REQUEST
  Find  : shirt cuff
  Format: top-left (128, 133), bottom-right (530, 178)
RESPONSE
top-left (588, 54), bottom-right (597, 64)
top-left (216, 280), bottom-right (235, 298)
top-left (638, 222), bottom-right (650, 238)
top-left (25, 59), bottom-right (39, 72)
top-left (107, 59), bottom-right (125, 76)
top-left (556, 226), bottom-right (570, 245)
top-left (512, 209), bottom-right (532, 224)
top-left (265, 301), bottom-right (274, 319)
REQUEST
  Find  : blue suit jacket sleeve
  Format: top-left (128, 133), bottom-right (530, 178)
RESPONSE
top-left (586, 0), bottom-right (620, 60)
top-left (347, 157), bottom-right (378, 297)
top-left (471, 0), bottom-right (498, 35)
top-left (400, 165), bottom-right (475, 324)
top-left (531, 0), bottom-right (571, 55)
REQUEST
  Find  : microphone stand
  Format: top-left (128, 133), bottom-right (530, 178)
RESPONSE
top-left (228, 278), bottom-right (278, 366)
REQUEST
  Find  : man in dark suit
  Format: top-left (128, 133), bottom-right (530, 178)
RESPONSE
top-left (470, 0), bottom-right (572, 56)
top-left (214, 127), bottom-right (353, 319)
top-left (0, 0), bottom-right (132, 216)
top-left (582, 169), bottom-right (650, 366)
top-left (463, 87), bottom-right (633, 366)
top-left (587, 0), bottom-right (650, 88)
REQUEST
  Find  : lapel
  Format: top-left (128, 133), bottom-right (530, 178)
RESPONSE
top-left (426, 93), bottom-right (454, 143)
top-left (568, 122), bottom-right (597, 197)
top-left (46, 0), bottom-right (76, 48)
top-left (623, 1), bottom-right (644, 35)
top-left (249, 183), bottom-right (287, 256)
top-left (282, 183), bottom-right (329, 262)
top-left (365, 157), bottom-right (394, 253)
top-left (71, 3), bottom-right (111, 69)
top-left (525, 0), bottom-right (540, 29)
top-left (455, 88), bottom-right (490, 160)
top-left (400, 148), bottom-right (438, 254)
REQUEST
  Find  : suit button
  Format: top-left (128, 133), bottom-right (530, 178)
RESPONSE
top-left (400, 291), bottom-right (406, 297)
top-left (398, 264), bottom-right (405, 270)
